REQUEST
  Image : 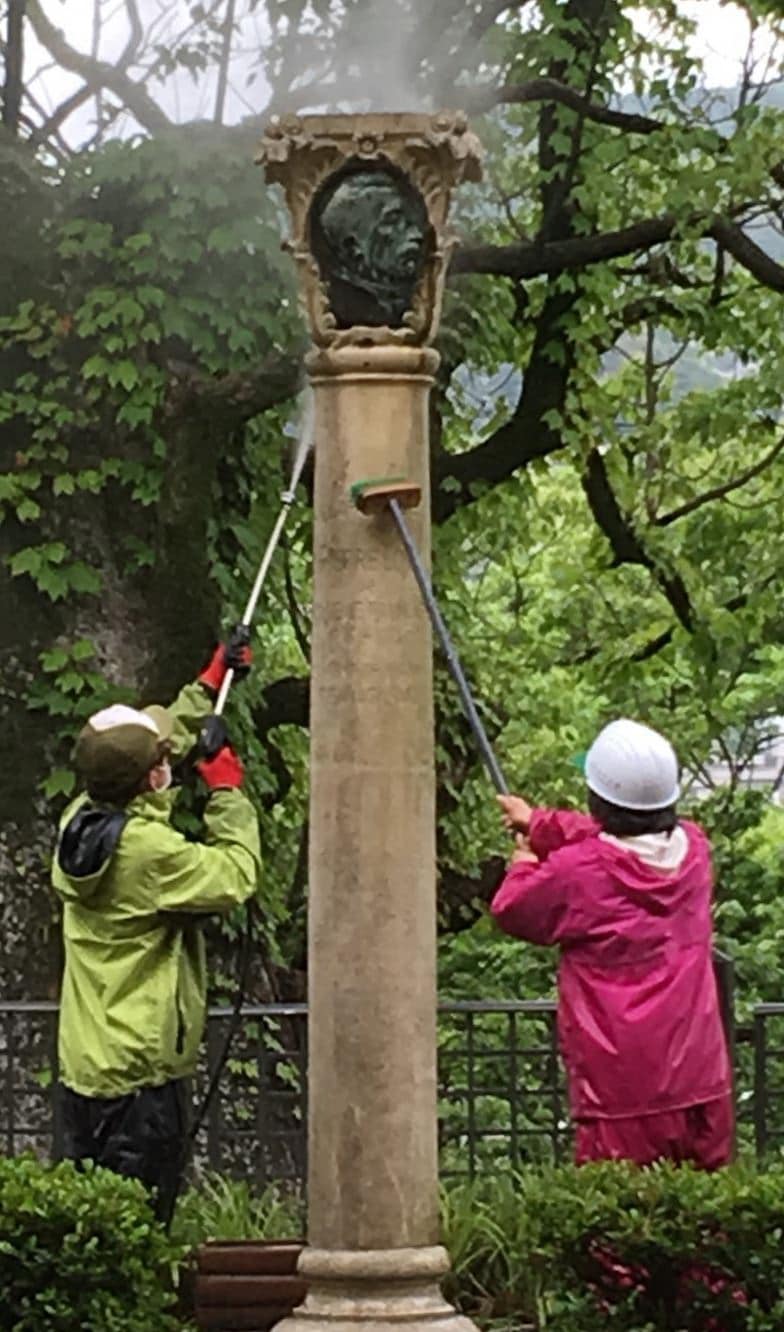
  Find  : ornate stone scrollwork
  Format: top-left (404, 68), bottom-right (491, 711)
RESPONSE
top-left (256, 111), bottom-right (483, 349)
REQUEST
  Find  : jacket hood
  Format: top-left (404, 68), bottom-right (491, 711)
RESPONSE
top-left (55, 801), bottom-right (128, 902)
top-left (596, 821), bottom-right (705, 914)
top-left (599, 825), bottom-right (690, 873)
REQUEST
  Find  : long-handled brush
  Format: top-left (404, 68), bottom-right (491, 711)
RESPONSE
top-left (350, 475), bottom-right (509, 796)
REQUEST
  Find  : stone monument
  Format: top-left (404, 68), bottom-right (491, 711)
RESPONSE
top-left (256, 110), bottom-right (483, 1332)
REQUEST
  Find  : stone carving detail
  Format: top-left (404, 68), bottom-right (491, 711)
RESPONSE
top-left (256, 112), bottom-right (483, 348)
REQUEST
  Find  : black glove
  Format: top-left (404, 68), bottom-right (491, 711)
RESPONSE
top-left (198, 624), bottom-right (252, 694)
top-left (198, 715), bottom-right (231, 762)
top-left (224, 623), bottom-right (252, 680)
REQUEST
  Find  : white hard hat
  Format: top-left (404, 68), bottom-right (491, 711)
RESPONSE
top-left (585, 719), bottom-right (680, 811)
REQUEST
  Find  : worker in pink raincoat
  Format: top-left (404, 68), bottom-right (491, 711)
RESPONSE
top-left (491, 718), bottom-right (734, 1168)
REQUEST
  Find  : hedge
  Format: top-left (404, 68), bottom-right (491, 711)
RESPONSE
top-left (8, 1155), bottom-right (784, 1331)
top-left (442, 1161), bottom-right (784, 1330)
top-left (0, 1154), bottom-right (185, 1332)
top-left (175, 1163), bottom-right (784, 1329)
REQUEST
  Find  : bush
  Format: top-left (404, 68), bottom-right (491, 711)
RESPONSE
top-left (170, 1163), bottom-right (784, 1330)
top-left (0, 1154), bottom-right (186, 1332)
top-left (444, 1162), bottom-right (784, 1330)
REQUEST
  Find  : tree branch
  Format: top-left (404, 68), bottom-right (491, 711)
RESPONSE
top-left (656, 432), bottom-right (784, 527)
top-left (165, 354), bottom-right (303, 427)
top-left (582, 448), bottom-right (694, 631)
top-left (573, 572), bottom-right (777, 669)
top-left (592, 295), bottom-right (682, 354)
top-left (29, 0), bottom-right (144, 151)
top-left (214, 0), bottom-right (236, 126)
top-left (434, 279), bottom-right (578, 521)
top-left (3, 0), bottom-right (26, 134)
top-left (453, 213), bottom-right (784, 292)
top-left (452, 215), bottom-right (677, 279)
top-left (711, 217), bottom-right (784, 293)
top-left (26, 0), bottom-right (171, 135)
top-left (253, 675), bottom-right (309, 734)
top-left (120, 0), bottom-right (143, 69)
top-left (632, 627), bottom-right (675, 662)
top-left (433, 397), bottom-right (560, 522)
top-left (29, 84), bottom-right (95, 150)
top-left (466, 77), bottom-right (664, 134)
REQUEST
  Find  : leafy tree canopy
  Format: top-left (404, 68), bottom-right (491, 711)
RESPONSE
top-left (1, 0), bottom-right (784, 1001)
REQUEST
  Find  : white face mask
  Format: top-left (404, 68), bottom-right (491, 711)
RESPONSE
top-left (149, 759), bottom-right (172, 793)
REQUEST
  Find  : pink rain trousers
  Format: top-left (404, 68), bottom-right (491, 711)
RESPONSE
top-left (491, 809), bottom-right (734, 1169)
top-left (575, 1093), bottom-right (734, 1169)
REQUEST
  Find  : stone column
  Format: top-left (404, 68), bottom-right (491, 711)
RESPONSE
top-left (256, 112), bottom-right (483, 1332)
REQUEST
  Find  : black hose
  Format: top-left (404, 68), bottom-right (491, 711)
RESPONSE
top-left (167, 901), bottom-right (255, 1227)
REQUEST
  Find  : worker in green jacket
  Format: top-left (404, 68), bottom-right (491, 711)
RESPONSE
top-left (51, 630), bottom-right (260, 1225)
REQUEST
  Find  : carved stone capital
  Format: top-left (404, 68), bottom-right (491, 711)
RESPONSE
top-left (256, 112), bottom-right (483, 349)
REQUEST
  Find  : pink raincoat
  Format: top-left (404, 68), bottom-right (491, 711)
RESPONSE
top-left (491, 809), bottom-right (732, 1157)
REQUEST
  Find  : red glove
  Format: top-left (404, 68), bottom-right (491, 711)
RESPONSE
top-left (196, 745), bottom-right (244, 790)
top-left (198, 624), bottom-right (252, 694)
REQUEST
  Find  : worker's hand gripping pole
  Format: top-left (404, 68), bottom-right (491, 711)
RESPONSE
top-left (350, 477), bottom-right (510, 797)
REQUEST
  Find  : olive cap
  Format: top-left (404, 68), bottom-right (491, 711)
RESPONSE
top-left (74, 703), bottom-right (173, 798)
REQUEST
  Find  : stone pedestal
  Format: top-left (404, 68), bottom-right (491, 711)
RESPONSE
top-left (290, 1246), bottom-right (474, 1332)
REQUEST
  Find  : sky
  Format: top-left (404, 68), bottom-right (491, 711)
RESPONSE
top-left (676, 0), bottom-right (779, 84)
top-left (20, 0), bottom-right (783, 147)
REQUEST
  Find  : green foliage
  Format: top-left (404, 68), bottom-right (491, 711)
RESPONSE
top-left (698, 791), bottom-right (784, 1011)
top-left (3, 1), bottom-right (784, 998)
top-left (439, 913), bottom-right (554, 1001)
top-left (0, 130), bottom-right (299, 627)
top-left (172, 1173), bottom-right (303, 1247)
top-left (443, 1162), bottom-right (784, 1330)
top-left (174, 1165), bottom-right (784, 1330)
top-left (0, 1154), bottom-right (184, 1332)
top-left (0, 127), bottom-right (308, 938)
top-left (427, 5), bottom-right (784, 949)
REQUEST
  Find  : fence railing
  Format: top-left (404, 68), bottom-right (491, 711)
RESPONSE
top-left (752, 1004), bottom-right (784, 1159)
top-left (2, 986), bottom-right (782, 1186)
top-left (0, 999), bottom-right (564, 1185)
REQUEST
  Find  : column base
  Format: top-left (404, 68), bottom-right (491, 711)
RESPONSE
top-left (275, 1245), bottom-right (479, 1332)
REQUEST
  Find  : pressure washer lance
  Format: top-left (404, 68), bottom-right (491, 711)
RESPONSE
top-left (214, 406), bottom-right (315, 719)
top-left (180, 401), bottom-right (315, 1191)
top-left (349, 476), bottom-right (510, 798)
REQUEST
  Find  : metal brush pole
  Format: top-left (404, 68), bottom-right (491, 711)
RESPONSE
top-left (214, 396), bottom-right (314, 718)
top-left (388, 497), bottom-right (509, 796)
top-left (214, 494), bottom-right (297, 717)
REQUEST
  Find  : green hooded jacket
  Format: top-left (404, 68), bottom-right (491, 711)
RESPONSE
top-left (51, 682), bottom-right (261, 1098)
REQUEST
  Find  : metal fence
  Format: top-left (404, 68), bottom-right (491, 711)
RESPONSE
top-left (2, 985), bottom-right (783, 1186)
top-left (752, 1004), bottom-right (784, 1158)
top-left (438, 1000), bottom-right (568, 1175)
top-left (0, 999), bottom-right (564, 1185)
